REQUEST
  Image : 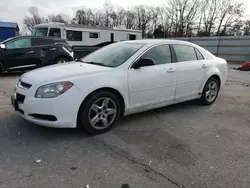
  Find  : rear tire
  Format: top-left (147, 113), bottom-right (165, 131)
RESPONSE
top-left (55, 57), bottom-right (69, 64)
top-left (78, 91), bottom-right (122, 134)
top-left (200, 77), bottom-right (220, 105)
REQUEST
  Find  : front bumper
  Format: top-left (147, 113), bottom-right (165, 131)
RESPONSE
top-left (12, 79), bottom-right (83, 128)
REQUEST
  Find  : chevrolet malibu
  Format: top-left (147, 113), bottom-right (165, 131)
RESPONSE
top-left (12, 40), bottom-right (227, 134)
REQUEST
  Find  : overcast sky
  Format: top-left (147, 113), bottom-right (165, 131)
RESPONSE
top-left (1, 0), bottom-right (250, 31)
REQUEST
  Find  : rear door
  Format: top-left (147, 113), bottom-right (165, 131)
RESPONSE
top-left (172, 44), bottom-right (207, 100)
top-left (1, 38), bottom-right (37, 70)
top-left (31, 38), bottom-right (55, 67)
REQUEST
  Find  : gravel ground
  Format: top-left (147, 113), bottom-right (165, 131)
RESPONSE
top-left (0, 65), bottom-right (250, 188)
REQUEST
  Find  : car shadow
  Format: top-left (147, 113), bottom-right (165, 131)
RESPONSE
top-left (119, 99), bottom-right (203, 125)
top-left (0, 72), bottom-right (24, 77)
top-left (1, 99), bottom-right (204, 142)
top-left (1, 113), bottom-right (91, 142)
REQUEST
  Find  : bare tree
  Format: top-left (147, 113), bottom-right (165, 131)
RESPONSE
top-left (75, 9), bottom-right (86, 25)
top-left (216, 0), bottom-right (244, 36)
top-left (23, 0), bottom-right (246, 37)
top-left (199, 0), bottom-right (220, 36)
top-left (167, 0), bottom-right (200, 37)
top-left (23, 6), bottom-right (44, 31)
top-left (48, 14), bottom-right (70, 23)
top-left (124, 9), bottom-right (136, 29)
top-left (103, 0), bottom-right (114, 27)
top-left (113, 5), bottom-right (126, 27)
top-left (133, 5), bottom-right (157, 37)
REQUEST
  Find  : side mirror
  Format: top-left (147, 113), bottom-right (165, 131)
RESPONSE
top-left (0, 44), bottom-right (6, 50)
top-left (133, 58), bottom-right (155, 69)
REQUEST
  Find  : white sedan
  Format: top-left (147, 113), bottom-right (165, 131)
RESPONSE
top-left (12, 40), bottom-right (227, 134)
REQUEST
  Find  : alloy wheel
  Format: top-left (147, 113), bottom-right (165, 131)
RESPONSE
top-left (88, 97), bottom-right (117, 130)
top-left (205, 81), bottom-right (218, 102)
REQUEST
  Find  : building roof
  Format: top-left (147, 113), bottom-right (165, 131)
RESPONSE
top-left (34, 22), bottom-right (141, 33)
top-left (0, 21), bottom-right (19, 31)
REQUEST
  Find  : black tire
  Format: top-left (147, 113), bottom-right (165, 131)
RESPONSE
top-left (55, 57), bottom-right (69, 64)
top-left (200, 77), bottom-right (220, 105)
top-left (78, 91), bottom-right (122, 134)
top-left (0, 64), bottom-right (3, 74)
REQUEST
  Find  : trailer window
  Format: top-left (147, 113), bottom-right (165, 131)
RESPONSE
top-left (32, 28), bottom-right (48, 36)
top-left (66, 30), bottom-right (82, 41)
top-left (49, 28), bottom-right (61, 38)
top-left (129, 34), bottom-right (136, 40)
top-left (89, 33), bottom-right (99, 39)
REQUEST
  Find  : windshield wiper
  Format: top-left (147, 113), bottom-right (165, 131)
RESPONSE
top-left (75, 59), bottom-right (108, 67)
top-left (84, 61), bottom-right (108, 67)
top-left (75, 59), bottom-right (85, 63)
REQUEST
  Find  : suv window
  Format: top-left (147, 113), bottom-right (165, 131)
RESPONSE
top-left (195, 48), bottom-right (204, 60)
top-left (141, 45), bottom-right (172, 65)
top-left (5, 38), bottom-right (32, 49)
top-left (173, 45), bottom-right (197, 62)
top-left (49, 28), bottom-right (61, 38)
top-left (32, 38), bottom-right (54, 46)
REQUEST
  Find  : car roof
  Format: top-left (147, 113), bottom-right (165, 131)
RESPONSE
top-left (123, 39), bottom-right (195, 46)
top-left (121, 39), bottom-right (216, 60)
top-left (1, 36), bottom-right (67, 44)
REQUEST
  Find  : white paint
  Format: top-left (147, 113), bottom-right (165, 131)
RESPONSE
top-left (13, 39), bottom-right (227, 129)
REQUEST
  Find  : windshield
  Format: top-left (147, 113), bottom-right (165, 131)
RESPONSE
top-left (81, 42), bottom-right (144, 67)
top-left (32, 28), bottom-right (48, 36)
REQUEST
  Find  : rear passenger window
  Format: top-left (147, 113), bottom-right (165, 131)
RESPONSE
top-left (195, 48), bottom-right (204, 60)
top-left (32, 38), bottom-right (53, 46)
top-left (141, 45), bottom-right (172, 65)
top-left (173, 45), bottom-right (197, 62)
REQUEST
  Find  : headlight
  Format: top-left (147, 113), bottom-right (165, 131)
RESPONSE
top-left (35, 81), bottom-right (73, 98)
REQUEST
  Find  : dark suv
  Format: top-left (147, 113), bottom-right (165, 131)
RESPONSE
top-left (0, 36), bottom-right (74, 73)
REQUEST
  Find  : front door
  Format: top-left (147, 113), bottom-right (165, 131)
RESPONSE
top-left (172, 44), bottom-right (207, 100)
top-left (2, 37), bottom-right (38, 70)
top-left (128, 44), bottom-right (177, 108)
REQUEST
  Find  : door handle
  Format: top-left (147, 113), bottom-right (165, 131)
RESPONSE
top-left (27, 51), bottom-right (34, 54)
top-left (202, 64), bottom-right (207, 68)
top-left (167, 68), bottom-right (176, 73)
top-left (50, 48), bottom-right (56, 51)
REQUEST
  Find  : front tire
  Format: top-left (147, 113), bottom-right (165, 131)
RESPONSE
top-left (78, 91), bottom-right (122, 134)
top-left (200, 77), bottom-right (220, 105)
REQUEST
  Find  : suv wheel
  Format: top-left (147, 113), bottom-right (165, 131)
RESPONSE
top-left (55, 57), bottom-right (68, 64)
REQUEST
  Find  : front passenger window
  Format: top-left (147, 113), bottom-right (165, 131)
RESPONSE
top-left (141, 45), bottom-right (172, 65)
top-left (5, 38), bottom-right (32, 49)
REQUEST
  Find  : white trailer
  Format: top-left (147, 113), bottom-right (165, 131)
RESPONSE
top-left (32, 22), bottom-right (142, 47)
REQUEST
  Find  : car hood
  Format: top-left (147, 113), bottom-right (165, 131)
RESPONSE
top-left (22, 62), bottom-right (112, 83)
